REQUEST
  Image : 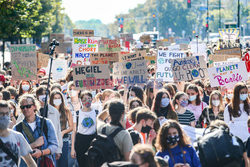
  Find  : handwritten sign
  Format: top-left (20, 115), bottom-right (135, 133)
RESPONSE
top-left (113, 60), bottom-right (148, 85)
top-left (90, 52), bottom-right (119, 64)
top-left (214, 48), bottom-right (241, 56)
top-left (242, 52), bottom-right (250, 73)
top-left (208, 61), bottom-right (248, 88)
top-left (156, 51), bottom-right (186, 81)
top-left (37, 53), bottom-right (50, 69)
top-left (170, 56), bottom-right (207, 82)
top-left (52, 59), bottom-right (67, 81)
top-left (72, 37), bottom-right (100, 66)
top-left (119, 50), bottom-right (146, 62)
top-left (98, 39), bottom-right (121, 52)
top-left (10, 44), bottom-right (37, 80)
top-left (73, 64), bottom-right (112, 90)
top-left (73, 29), bottom-right (94, 37)
top-left (209, 54), bottom-right (241, 67)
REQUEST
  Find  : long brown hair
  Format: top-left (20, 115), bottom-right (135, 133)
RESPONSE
top-left (155, 120), bottom-right (191, 152)
top-left (229, 82), bottom-right (250, 117)
top-left (208, 90), bottom-right (224, 112)
top-left (49, 90), bottom-right (70, 125)
top-left (186, 84), bottom-right (201, 105)
top-left (18, 80), bottom-right (32, 96)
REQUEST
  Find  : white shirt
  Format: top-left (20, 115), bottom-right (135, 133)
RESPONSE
top-left (224, 104), bottom-right (250, 142)
top-left (73, 109), bottom-right (97, 135)
top-left (27, 122), bottom-right (36, 131)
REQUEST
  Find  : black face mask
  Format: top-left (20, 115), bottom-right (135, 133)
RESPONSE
top-left (166, 135), bottom-right (180, 145)
top-left (149, 88), bottom-right (154, 93)
top-left (141, 125), bottom-right (152, 134)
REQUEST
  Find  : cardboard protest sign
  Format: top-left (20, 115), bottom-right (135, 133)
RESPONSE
top-left (170, 56), bottom-right (207, 82)
top-left (50, 33), bottom-right (64, 43)
top-left (209, 54), bottom-right (241, 67)
top-left (145, 55), bottom-right (156, 64)
top-left (156, 51), bottom-right (186, 82)
top-left (242, 52), bottom-right (250, 73)
top-left (119, 50), bottom-right (146, 62)
top-left (190, 43), bottom-right (207, 55)
top-left (208, 61), bottom-right (248, 88)
top-left (120, 33), bottom-right (133, 41)
top-left (51, 59), bottom-right (67, 81)
top-left (156, 40), bottom-right (171, 48)
top-left (73, 64), bottom-right (112, 90)
top-left (113, 60), bottom-right (148, 85)
top-left (73, 29), bottom-right (94, 37)
top-left (98, 39), bottom-right (121, 52)
top-left (72, 37), bottom-right (100, 66)
top-left (90, 52), bottom-right (119, 64)
top-left (214, 48), bottom-right (241, 56)
top-left (37, 53), bottom-right (50, 69)
top-left (140, 35), bottom-right (151, 44)
top-left (10, 44), bottom-right (37, 80)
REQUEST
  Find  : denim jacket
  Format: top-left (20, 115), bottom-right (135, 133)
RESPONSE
top-left (14, 114), bottom-right (58, 166)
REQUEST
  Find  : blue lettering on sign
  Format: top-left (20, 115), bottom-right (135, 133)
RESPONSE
top-left (75, 53), bottom-right (90, 58)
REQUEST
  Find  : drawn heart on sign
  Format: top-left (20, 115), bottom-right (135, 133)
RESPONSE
top-left (126, 62), bottom-right (132, 69)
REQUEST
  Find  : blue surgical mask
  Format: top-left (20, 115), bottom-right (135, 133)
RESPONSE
top-left (161, 98), bottom-right (170, 107)
top-left (180, 100), bottom-right (188, 107)
top-left (189, 95), bottom-right (197, 102)
top-left (240, 94), bottom-right (248, 101)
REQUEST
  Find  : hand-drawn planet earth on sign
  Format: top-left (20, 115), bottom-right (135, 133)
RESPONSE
top-left (192, 69), bottom-right (199, 77)
top-left (57, 67), bottom-right (63, 72)
top-left (82, 117), bottom-right (94, 128)
top-left (158, 58), bottom-right (164, 64)
top-left (126, 62), bottom-right (132, 69)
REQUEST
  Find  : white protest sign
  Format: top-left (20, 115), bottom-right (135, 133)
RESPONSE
top-left (190, 43), bottom-right (207, 55)
top-left (52, 59), bottom-right (67, 81)
top-left (208, 61), bottom-right (248, 89)
top-left (156, 50), bottom-right (186, 81)
top-left (170, 56), bottom-right (208, 82)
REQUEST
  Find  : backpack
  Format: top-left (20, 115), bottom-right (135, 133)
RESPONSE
top-left (197, 126), bottom-right (243, 167)
top-left (101, 161), bottom-right (138, 167)
top-left (87, 126), bottom-right (123, 167)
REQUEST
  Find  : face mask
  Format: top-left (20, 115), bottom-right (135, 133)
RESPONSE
top-left (180, 100), bottom-right (188, 107)
top-left (82, 100), bottom-right (92, 108)
top-left (22, 85), bottom-right (30, 91)
top-left (141, 125), bottom-right (152, 134)
top-left (0, 115), bottom-right (10, 130)
top-left (240, 94), bottom-right (248, 101)
top-left (161, 98), bottom-right (170, 107)
top-left (166, 135), bottom-right (180, 145)
top-left (53, 99), bottom-right (62, 106)
top-left (39, 95), bottom-right (46, 103)
top-left (212, 100), bottom-right (220, 107)
top-left (71, 90), bottom-right (77, 97)
top-left (227, 94), bottom-right (233, 99)
top-left (189, 95), bottom-right (197, 102)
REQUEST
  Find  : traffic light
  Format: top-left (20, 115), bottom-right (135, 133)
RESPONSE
top-left (205, 23), bottom-right (209, 31)
top-left (119, 24), bottom-right (123, 33)
top-left (187, 0), bottom-right (191, 8)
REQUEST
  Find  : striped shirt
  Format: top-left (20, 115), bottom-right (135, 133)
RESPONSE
top-left (177, 110), bottom-right (195, 126)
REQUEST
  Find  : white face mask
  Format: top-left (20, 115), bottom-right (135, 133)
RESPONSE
top-left (212, 100), bottom-right (220, 107)
top-left (39, 95), bottom-right (46, 103)
top-left (227, 94), bottom-right (233, 99)
top-left (53, 99), bottom-right (62, 106)
top-left (22, 85), bottom-right (30, 91)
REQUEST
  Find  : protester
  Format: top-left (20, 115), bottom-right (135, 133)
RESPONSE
top-left (128, 86), bottom-right (145, 106)
top-left (145, 81), bottom-right (154, 109)
top-left (18, 81), bottom-right (32, 98)
top-left (224, 82), bottom-right (250, 142)
top-left (196, 90), bottom-right (224, 128)
top-left (129, 98), bottom-right (143, 111)
top-left (155, 120), bottom-right (201, 167)
top-left (14, 94), bottom-right (58, 166)
top-left (173, 92), bottom-right (195, 127)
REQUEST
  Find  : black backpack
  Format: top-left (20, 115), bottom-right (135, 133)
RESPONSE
top-left (87, 126), bottom-right (123, 167)
top-left (197, 126), bottom-right (243, 167)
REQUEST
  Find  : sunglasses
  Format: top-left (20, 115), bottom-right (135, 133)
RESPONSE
top-left (20, 104), bottom-right (33, 109)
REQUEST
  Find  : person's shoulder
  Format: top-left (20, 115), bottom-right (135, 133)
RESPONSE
top-left (183, 144), bottom-right (196, 152)
top-left (8, 129), bottom-right (24, 138)
top-left (48, 104), bottom-right (59, 113)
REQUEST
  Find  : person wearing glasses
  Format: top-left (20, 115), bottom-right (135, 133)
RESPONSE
top-left (13, 94), bottom-right (58, 167)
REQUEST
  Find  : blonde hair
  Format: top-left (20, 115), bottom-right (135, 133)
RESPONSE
top-left (209, 90), bottom-right (224, 112)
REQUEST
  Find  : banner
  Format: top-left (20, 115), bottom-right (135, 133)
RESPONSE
top-left (90, 52), bottom-right (119, 64)
top-left (156, 50), bottom-right (186, 82)
top-left (37, 53), bottom-right (50, 69)
top-left (73, 64), bottom-right (112, 90)
top-left (214, 48), bottom-right (241, 56)
top-left (72, 37), bottom-right (100, 66)
top-left (73, 29), bottom-right (94, 37)
top-left (219, 28), bottom-right (240, 41)
top-left (113, 60), bottom-right (148, 85)
top-left (98, 39), bottom-right (121, 52)
top-left (119, 50), bottom-right (146, 62)
top-left (10, 44), bottom-right (37, 80)
top-left (51, 59), bottom-right (68, 81)
top-left (209, 54), bottom-right (241, 67)
top-left (208, 61), bottom-right (248, 88)
top-left (170, 56), bottom-right (207, 82)
top-left (242, 52), bottom-right (250, 74)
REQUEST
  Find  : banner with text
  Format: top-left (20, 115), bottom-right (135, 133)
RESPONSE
top-left (72, 37), bottom-right (100, 66)
top-left (170, 56), bottom-right (207, 82)
top-left (10, 44), bottom-right (37, 80)
top-left (98, 39), bottom-right (121, 52)
top-left (113, 60), bottom-right (148, 85)
top-left (73, 64), bottom-right (112, 90)
top-left (156, 50), bottom-right (186, 82)
top-left (119, 50), bottom-right (146, 62)
top-left (90, 52), bottom-right (119, 64)
top-left (73, 29), bottom-right (94, 37)
top-left (208, 61), bottom-right (248, 89)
